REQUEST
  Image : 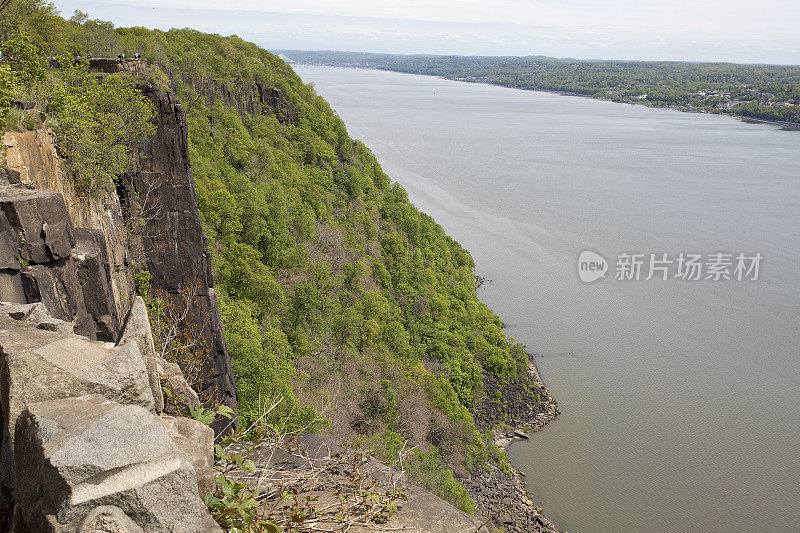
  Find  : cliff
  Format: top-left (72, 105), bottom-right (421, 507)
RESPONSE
top-left (1, 71), bottom-right (236, 413)
top-left (118, 82), bottom-right (236, 409)
top-left (0, 72), bottom-right (233, 529)
top-left (0, 180), bottom-right (219, 530)
top-left (0, 27), bottom-right (563, 526)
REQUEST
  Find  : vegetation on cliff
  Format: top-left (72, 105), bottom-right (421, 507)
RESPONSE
top-left (1, 1), bottom-right (540, 513)
top-left (0, 12), bottom-right (155, 192)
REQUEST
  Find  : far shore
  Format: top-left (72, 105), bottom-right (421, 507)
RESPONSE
top-left (293, 62), bottom-right (800, 129)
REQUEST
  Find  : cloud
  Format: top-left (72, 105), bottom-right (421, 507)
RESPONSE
top-left (53, 0), bottom-right (800, 64)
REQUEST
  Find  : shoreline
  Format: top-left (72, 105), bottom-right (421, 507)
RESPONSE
top-left (465, 269), bottom-right (563, 533)
top-left (461, 360), bottom-right (561, 533)
top-left (294, 63), bottom-right (800, 130)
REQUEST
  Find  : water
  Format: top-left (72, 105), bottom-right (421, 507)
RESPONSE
top-left (293, 65), bottom-right (800, 533)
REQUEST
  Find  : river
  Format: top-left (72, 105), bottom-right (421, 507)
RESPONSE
top-left (293, 64), bottom-right (800, 533)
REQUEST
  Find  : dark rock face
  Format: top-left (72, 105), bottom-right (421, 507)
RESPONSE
top-left (189, 78), bottom-right (295, 124)
top-left (118, 84), bottom-right (237, 411)
top-left (0, 168), bottom-right (21, 186)
top-left (0, 187), bottom-right (94, 338)
top-left (72, 228), bottom-right (119, 341)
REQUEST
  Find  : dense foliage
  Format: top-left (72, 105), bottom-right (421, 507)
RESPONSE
top-left (2, 2), bottom-right (527, 510)
top-left (0, 8), bottom-right (155, 192)
top-left (282, 50), bottom-right (800, 125)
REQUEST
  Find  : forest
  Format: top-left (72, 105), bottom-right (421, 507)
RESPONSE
top-left (281, 50), bottom-right (800, 125)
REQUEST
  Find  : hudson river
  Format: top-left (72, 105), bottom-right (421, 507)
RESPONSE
top-left (294, 64), bottom-right (800, 533)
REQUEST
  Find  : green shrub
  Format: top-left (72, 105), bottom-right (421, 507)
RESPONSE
top-left (55, 73), bottom-right (156, 193)
top-left (4, 107), bottom-right (23, 132)
top-left (405, 448), bottom-right (476, 514)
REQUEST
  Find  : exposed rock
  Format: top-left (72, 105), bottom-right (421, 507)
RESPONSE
top-left (13, 394), bottom-right (214, 532)
top-left (160, 415), bottom-right (214, 497)
top-left (0, 311), bottom-right (154, 461)
top-left (0, 271), bottom-right (25, 303)
top-left (0, 187), bottom-right (73, 264)
top-left (117, 84), bottom-right (236, 415)
top-left (0, 80), bottom-right (229, 532)
top-left (72, 229), bottom-right (118, 342)
top-left (0, 168), bottom-right (22, 186)
top-left (0, 186), bottom-right (95, 338)
top-left (2, 302), bottom-right (56, 324)
top-left (462, 362), bottom-right (561, 532)
top-left (0, 209), bottom-right (21, 270)
top-left (78, 506), bottom-right (144, 533)
top-left (158, 356), bottom-right (200, 417)
top-left (20, 261), bottom-right (94, 337)
top-left (2, 131), bottom-right (136, 342)
top-left (513, 429), bottom-right (530, 439)
top-left (188, 78), bottom-right (295, 124)
top-left (118, 297), bottom-right (163, 413)
top-left (459, 461), bottom-right (559, 533)
top-left (85, 58), bottom-right (149, 75)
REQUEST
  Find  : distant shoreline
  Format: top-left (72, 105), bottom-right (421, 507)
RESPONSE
top-left (293, 62), bottom-right (800, 130)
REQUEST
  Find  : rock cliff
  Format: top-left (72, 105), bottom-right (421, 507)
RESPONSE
top-left (117, 82), bottom-right (236, 410)
top-left (0, 58), bottom-right (533, 532)
top-left (1, 75), bottom-right (236, 412)
top-left (0, 298), bottom-right (219, 531)
top-left (0, 72), bottom-right (228, 530)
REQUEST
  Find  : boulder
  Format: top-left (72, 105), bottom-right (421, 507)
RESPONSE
top-left (78, 506), bottom-right (144, 533)
top-left (0, 187), bottom-right (97, 339)
top-left (118, 297), bottom-right (163, 413)
top-left (513, 429), bottom-right (529, 439)
top-left (72, 229), bottom-right (118, 342)
top-left (0, 312), bottom-right (154, 459)
top-left (13, 394), bottom-right (215, 532)
top-left (158, 356), bottom-right (200, 417)
top-left (0, 188), bottom-right (73, 264)
top-left (160, 415), bottom-right (214, 497)
top-left (20, 260), bottom-right (94, 338)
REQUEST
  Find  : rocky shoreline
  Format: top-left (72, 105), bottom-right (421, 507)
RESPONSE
top-left (464, 360), bottom-right (562, 532)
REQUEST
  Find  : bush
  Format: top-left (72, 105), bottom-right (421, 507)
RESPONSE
top-left (4, 107), bottom-right (23, 132)
top-left (55, 73), bottom-right (156, 193)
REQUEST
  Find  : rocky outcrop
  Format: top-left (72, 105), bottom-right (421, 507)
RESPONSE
top-left (158, 355), bottom-right (201, 417)
top-left (188, 78), bottom-right (295, 124)
top-left (118, 297), bottom-right (163, 413)
top-left (78, 506), bottom-right (145, 533)
top-left (116, 83), bottom-right (236, 413)
top-left (0, 301), bottom-right (220, 532)
top-left (463, 362), bottom-right (561, 533)
top-left (2, 130), bottom-right (134, 340)
top-left (73, 228), bottom-right (118, 342)
top-left (2, 79), bottom-right (237, 415)
top-left (14, 395), bottom-right (210, 533)
top-left (0, 186), bottom-right (96, 338)
top-left (459, 463), bottom-right (559, 533)
top-left (159, 415), bottom-right (215, 498)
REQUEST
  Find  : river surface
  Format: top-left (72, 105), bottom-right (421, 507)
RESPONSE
top-left (293, 64), bottom-right (800, 533)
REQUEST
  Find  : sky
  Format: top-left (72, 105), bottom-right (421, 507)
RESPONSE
top-left (52, 0), bottom-right (800, 65)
